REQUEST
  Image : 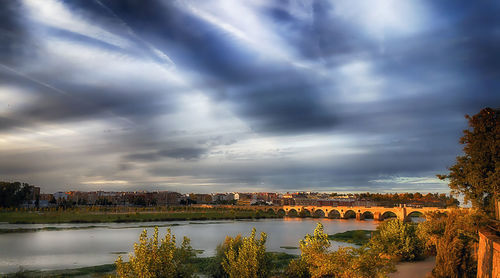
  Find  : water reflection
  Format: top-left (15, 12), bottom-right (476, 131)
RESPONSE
top-left (0, 218), bottom-right (379, 273)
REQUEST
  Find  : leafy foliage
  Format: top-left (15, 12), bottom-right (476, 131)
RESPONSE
top-left (208, 234), bottom-right (243, 278)
top-left (287, 223), bottom-right (394, 278)
top-left (222, 228), bottom-right (271, 278)
top-left (438, 107), bottom-right (499, 215)
top-left (416, 212), bottom-right (447, 255)
top-left (418, 210), bottom-right (487, 278)
top-left (369, 219), bottom-right (425, 261)
top-left (115, 226), bottom-right (195, 278)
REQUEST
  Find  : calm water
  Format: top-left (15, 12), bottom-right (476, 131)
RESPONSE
top-left (0, 218), bottom-right (379, 274)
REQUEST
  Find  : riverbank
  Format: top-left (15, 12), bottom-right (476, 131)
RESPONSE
top-left (4, 252), bottom-right (297, 277)
top-left (0, 207), bottom-right (279, 224)
top-left (328, 229), bottom-right (436, 277)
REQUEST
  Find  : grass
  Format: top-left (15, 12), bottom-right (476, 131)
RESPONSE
top-left (4, 252), bottom-right (298, 277)
top-left (4, 264), bottom-right (116, 278)
top-left (328, 230), bottom-right (375, 245)
top-left (0, 207), bottom-right (280, 224)
top-left (268, 252), bottom-right (299, 272)
top-left (193, 252), bottom-right (298, 276)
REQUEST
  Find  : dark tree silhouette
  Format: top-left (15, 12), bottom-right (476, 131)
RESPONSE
top-left (438, 107), bottom-right (499, 215)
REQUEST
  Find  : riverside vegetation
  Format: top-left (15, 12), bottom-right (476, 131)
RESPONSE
top-left (0, 206), bottom-right (279, 224)
top-left (108, 209), bottom-right (486, 278)
top-left (108, 208), bottom-right (486, 278)
top-left (7, 209), bottom-right (486, 278)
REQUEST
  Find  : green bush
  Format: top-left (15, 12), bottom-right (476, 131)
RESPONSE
top-left (115, 227), bottom-right (195, 278)
top-left (207, 234), bottom-right (243, 278)
top-left (286, 223), bottom-right (394, 278)
top-left (369, 219), bottom-right (424, 261)
top-left (222, 228), bottom-right (271, 278)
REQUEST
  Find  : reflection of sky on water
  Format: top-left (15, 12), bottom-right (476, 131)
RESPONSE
top-left (0, 218), bottom-right (378, 273)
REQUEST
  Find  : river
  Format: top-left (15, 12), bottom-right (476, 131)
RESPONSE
top-left (0, 218), bottom-right (380, 274)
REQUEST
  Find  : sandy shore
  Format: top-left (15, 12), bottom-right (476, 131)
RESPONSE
top-left (389, 256), bottom-right (436, 278)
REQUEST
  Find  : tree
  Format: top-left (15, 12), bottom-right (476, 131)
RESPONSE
top-left (286, 223), bottom-right (332, 278)
top-left (369, 219), bottom-right (424, 262)
top-left (417, 210), bottom-right (488, 278)
top-left (222, 228), bottom-right (271, 278)
top-left (0, 181), bottom-right (34, 207)
top-left (115, 227), bottom-right (195, 278)
top-left (438, 107), bottom-right (499, 215)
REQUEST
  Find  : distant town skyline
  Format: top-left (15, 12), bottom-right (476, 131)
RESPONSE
top-left (1, 1), bottom-right (499, 193)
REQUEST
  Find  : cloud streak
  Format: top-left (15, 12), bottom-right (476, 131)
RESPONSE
top-left (0, 0), bottom-right (498, 193)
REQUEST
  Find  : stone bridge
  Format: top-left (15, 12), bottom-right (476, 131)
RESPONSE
top-left (239, 205), bottom-right (451, 221)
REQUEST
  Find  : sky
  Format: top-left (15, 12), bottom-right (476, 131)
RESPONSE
top-left (0, 0), bottom-right (499, 194)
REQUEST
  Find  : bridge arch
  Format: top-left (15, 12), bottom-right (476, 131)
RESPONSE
top-left (328, 209), bottom-right (341, 219)
top-left (267, 208), bottom-right (276, 215)
top-left (300, 209), bottom-right (312, 217)
top-left (277, 209), bottom-right (286, 217)
top-left (407, 211), bottom-right (424, 218)
top-left (382, 211), bottom-right (397, 220)
top-left (405, 211), bottom-right (425, 222)
top-left (288, 209), bottom-right (298, 217)
top-left (313, 209), bottom-right (326, 218)
top-left (343, 210), bottom-right (356, 219)
top-left (362, 211), bottom-right (374, 219)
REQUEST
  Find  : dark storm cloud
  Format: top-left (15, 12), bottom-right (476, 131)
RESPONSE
top-left (264, 0), bottom-right (375, 60)
top-left (227, 74), bottom-right (337, 134)
top-left (92, 0), bottom-right (340, 134)
top-left (127, 147), bottom-right (208, 161)
top-left (0, 2), bottom-right (29, 64)
top-left (0, 75), bottom-right (177, 130)
top-left (1, 0), bottom-right (499, 192)
top-left (23, 84), bottom-right (173, 123)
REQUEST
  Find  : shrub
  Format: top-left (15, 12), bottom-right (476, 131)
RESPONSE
top-left (369, 219), bottom-right (424, 261)
top-left (207, 234), bottom-right (243, 278)
top-left (222, 228), bottom-right (271, 278)
top-left (287, 223), bottom-right (394, 278)
top-left (115, 226), bottom-right (195, 278)
top-left (285, 257), bottom-right (311, 278)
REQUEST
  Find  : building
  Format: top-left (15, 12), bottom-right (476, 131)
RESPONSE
top-left (189, 193), bottom-right (213, 204)
top-left (156, 191), bottom-right (181, 205)
top-left (53, 191), bottom-right (69, 200)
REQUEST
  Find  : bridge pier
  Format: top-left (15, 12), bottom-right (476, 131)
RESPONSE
top-left (356, 212), bottom-right (364, 221)
top-left (403, 216), bottom-right (412, 222)
top-left (374, 212), bottom-right (383, 221)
